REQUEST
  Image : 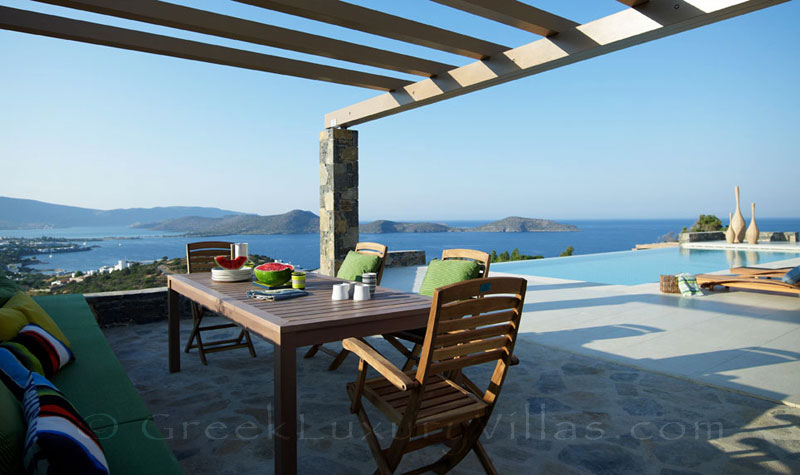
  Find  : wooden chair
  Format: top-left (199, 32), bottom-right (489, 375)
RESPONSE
top-left (303, 242), bottom-right (388, 370)
top-left (384, 249), bottom-right (491, 371)
top-left (343, 276), bottom-right (527, 474)
top-left (184, 241), bottom-right (257, 365)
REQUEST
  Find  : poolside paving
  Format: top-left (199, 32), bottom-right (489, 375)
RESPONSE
top-left (384, 257), bottom-right (800, 406)
top-left (103, 318), bottom-right (800, 474)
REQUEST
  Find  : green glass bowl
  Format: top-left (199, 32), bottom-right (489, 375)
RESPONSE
top-left (254, 263), bottom-right (294, 286)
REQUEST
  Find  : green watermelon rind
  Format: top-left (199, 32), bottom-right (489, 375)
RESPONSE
top-left (254, 263), bottom-right (294, 286)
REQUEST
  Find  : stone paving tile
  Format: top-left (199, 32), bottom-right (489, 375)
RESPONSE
top-left (103, 318), bottom-right (800, 474)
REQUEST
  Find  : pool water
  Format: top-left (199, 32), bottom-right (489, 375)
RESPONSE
top-left (492, 247), bottom-right (800, 286)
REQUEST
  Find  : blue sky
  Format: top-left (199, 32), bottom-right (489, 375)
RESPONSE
top-left (1, 0), bottom-right (798, 221)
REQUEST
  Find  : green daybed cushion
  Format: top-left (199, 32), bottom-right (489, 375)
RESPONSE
top-left (33, 294), bottom-right (99, 332)
top-left (0, 274), bottom-right (18, 307)
top-left (337, 251), bottom-right (381, 282)
top-left (418, 259), bottom-right (480, 297)
top-left (95, 420), bottom-right (182, 475)
top-left (0, 381), bottom-right (25, 474)
top-left (34, 295), bottom-right (152, 428)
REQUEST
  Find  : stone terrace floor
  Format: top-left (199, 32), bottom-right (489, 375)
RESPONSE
top-left (104, 318), bottom-right (800, 474)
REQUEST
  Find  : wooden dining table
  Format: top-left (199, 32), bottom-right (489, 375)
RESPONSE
top-left (167, 272), bottom-right (432, 474)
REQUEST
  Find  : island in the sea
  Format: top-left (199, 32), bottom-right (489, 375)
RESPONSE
top-left (137, 211), bottom-right (579, 235)
top-left (0, 197), bottom-right (579, 235)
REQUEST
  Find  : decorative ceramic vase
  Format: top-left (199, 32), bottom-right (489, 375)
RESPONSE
top-left (730, 186), bottom-right (746, 243)
top-left (745, 202), bottom-right (759, 244)
top-left (725, 212), bottom-right (735, 244)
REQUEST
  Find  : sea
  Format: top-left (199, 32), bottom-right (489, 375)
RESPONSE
top-left (3, 218), bottom-right (800, 274)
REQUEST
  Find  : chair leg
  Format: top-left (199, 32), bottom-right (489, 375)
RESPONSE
top-left (472, 439), bottom-right (498, 475)
top-left (327, 349), bottom-right (351, 371)
top-left (184, 303), bottom-right (204, 353)
top-left (304, 344), bottom-right (321, 359)
top-left (195, 327), bottom-right (208, 366)
top-left (402, 344), bottom-right (422, 371)
top-left (243, 330), bottom-right (257, 358)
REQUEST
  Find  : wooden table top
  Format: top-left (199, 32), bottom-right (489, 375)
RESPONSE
top-left (168, 272), bottom-right (432, 346)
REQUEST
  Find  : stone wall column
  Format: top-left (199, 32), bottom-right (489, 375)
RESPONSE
top-left (319, 128), bottom-right (358, 276)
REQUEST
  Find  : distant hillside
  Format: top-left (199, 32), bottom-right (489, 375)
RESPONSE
top-left (360, 220), bottom-right (450, 233)
top-left (0, 196), bottom-right (242, 229)
top-left (469, 217), bottom-right (579, 232)
top-left (360, 217), bottom-right (579, 233)
top-left (139, 210), bottom-right (319, 235)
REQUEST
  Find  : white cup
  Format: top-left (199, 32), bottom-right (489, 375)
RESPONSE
top-left (234, 243), bottom-right (249, 259)
top-left (353, 283), bottom-right (371, 301)
top-left (332, 283), bottom-right (349, 301)
top-left (341, 282), bottom-right (354, 298)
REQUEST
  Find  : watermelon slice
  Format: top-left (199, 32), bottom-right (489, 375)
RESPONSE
top-left (214, 255), bottom-right (248, 270)
top-left (254, 262), bottom-right (294, 286)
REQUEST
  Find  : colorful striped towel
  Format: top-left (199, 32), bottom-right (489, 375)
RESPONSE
top-left (676, 273), bottom-right (702, 297)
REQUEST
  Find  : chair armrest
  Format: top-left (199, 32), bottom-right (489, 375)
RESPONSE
top-left (343, 338), bottom-right (418, 391)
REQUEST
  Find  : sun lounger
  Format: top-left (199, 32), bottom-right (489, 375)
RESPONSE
top-left (697, 267), bottom-right (800, 296)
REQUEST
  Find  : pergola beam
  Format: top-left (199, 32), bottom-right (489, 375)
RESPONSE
top-left (33, 0), bottom-right (455, 77)
top-left (0, 6), bottom-right (411, 91)
top-left (432, 0), bottom-right (578, 37)
top-left (618, 0), bottom-right (652, 6)
top-left (325, 0), bottom-right (787, 128)
top-left (236, 0), bottom-right (509, 59)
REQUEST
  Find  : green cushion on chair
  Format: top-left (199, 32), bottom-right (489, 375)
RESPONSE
top-left (0, 381), bottom-right (25, 474)
top-left (337, 251), bottom-right (381, 282)
top-left (96, 420), bottom-right (182, 475)
top-left (419, 259), bottom-right (480, 297)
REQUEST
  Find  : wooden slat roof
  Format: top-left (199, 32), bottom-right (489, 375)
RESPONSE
top-left (0, 0), bottom-right (788, 127)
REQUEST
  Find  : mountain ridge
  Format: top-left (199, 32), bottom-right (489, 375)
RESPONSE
top-left (0, 196), bottom-right (242, 229)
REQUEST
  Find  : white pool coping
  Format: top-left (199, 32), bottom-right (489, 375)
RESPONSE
top-left (683, 240), bottom-right (800, 252)
top-left (381, 256), bottom-right (800, 406)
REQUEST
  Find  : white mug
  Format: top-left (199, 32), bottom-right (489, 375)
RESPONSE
top-left (234, 243), bottom-right (249, 259)
top-left (332, 283), bottom-right (349, 301)
top-left (341, 282), bottom-right (354, 298)
top-left (353, 283), bottom-right (371, 301)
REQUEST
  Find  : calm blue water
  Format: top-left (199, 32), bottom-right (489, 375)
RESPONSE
top-left (3, 218), bottom-right (798, 274)
top-left (493, 247), bottom-right (800, 286)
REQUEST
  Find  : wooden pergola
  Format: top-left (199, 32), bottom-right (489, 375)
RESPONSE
top-left (3, 0), bottom-right (787, 276)
top-left (0, 1), bottom-right (789, 472)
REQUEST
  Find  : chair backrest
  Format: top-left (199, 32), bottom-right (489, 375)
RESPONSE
top-left (355, 242), bottom-right (388, 285)
top-left (415, 277), bottom-right (526, 406)
top-left (441, 248), bottom-right (491, 279)
top-left (186, 241), bottom-right (234, 273)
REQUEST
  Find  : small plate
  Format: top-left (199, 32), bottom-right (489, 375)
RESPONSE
top-left (211, 268), bottom-right (253, 282)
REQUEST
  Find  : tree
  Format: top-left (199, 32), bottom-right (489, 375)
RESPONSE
top-left (73, 270), bottom-right (84, 277)
top-left (560, 246), bottom-right (574, 257)
top-left (490, 250), bottom-right (498, 262)
top-left (499, 251), bottom-right (510, 262)
top-left (511, 248), bottom-right (521, 260)
top-left (688, 214), bottom-right (722, 232)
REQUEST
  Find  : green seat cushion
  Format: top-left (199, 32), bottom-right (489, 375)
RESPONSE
top-left (95, 420), bottom-right (182, 475)
top-left (0, 274), bottom-right (18, 307)
top-left (51, 319), bottom-right (152, 427)
top-left (33, 294), bottom-right (99, 333)
top-left (419, 259), bottom-right (480, 297)
top-left (34, 295), bottom-right (151, 427)
top-left (336, 251), bottom-right (381, 282)
top-left (0, 382), bottom-right (25, 474)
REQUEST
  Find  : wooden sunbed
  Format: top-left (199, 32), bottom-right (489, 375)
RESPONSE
top-left (697, 268), bottom-right (800, 296)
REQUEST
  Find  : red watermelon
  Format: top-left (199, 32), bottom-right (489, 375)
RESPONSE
top-left (214, 255), bottom-right (248, 270)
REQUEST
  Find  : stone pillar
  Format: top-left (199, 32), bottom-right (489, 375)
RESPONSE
top-left (319, 128), bottom-right (358, 276)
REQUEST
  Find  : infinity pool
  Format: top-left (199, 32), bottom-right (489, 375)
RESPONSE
top-left (492, 247), bottom-right (800, 286)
